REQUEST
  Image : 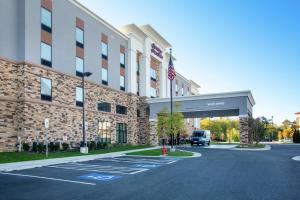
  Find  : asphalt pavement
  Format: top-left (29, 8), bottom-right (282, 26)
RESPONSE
top-left (0, 144), bottom-right (299, 200)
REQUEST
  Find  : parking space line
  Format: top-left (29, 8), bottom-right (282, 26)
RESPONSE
top-left (0, 172), bottom-right (96, 186)
top-left (96, 157), bottom-right (177, 164)
top-left (47, 163), bottom-right (149, 175)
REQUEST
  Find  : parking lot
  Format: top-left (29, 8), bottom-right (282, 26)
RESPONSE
top-left (0, 156), bottom-right (182, 188)
top-left (1, 145), bottom-right (300, 200)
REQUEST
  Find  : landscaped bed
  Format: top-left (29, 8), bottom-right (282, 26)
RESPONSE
top-left (126, 148), bottom-right (193, 157)
top-left (0, 145), bottom-right (151, 164)
top-left (236, 143), bottom-right (265, 149)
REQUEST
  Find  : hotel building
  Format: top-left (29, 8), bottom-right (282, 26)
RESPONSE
top-left (0, 0), bottom-right (200, 151)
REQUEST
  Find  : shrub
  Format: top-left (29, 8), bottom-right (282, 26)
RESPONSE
top-left (294, 130), bottom-right (300, 143)
top-left (32, 142), bottom-right (38, 152)
top-left (89, 141), bottom-right (96, 150)
top-left (62, 143), bottom-right (69, 151)
top-left (22, 143), bottom-right (30, 152)
top-left (49, 142), bottom-right (55, 152)
top-left (37, 143), bottom-right (45, 153)
top-left (54, 142), bottom-right (60, 152)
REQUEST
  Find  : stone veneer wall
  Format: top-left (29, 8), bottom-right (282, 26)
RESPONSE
top-left (239, 116), bottom-right (249, 144)
top-left (0, 59), bottom-right (150, 152)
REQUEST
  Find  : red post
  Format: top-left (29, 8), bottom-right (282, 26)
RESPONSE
top-left (162, 146), bottom-right (167, 156)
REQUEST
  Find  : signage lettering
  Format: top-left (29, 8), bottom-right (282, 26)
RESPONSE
top-left (151, 43), bottom-right (163, 59)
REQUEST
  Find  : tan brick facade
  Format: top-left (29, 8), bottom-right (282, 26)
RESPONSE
top-left (0, 59), bottom-right (150, 152)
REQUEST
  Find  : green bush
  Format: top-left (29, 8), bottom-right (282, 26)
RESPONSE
top-left (49, 142), bottom-right (55, 152)
top-left (37, 143), bottom-right (45, 153)
top-left (22, 143), bottom-right (30, 152)
top-left (54, 142), bottom-right (60, 152)
top-left (62, 143), bottom-right (69, 151)
top-left (32, 142), bottom-right (38, 152)
top-left (294, 130), bottom-right (300, 143)
top-left (89, 141), bottom-right (96, 150)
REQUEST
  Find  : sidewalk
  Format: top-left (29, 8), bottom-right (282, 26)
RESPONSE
top-left (0, 146), bottom-right (160, 172)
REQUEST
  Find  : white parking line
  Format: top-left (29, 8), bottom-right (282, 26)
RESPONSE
top-left (0, 172), bottom-right (96, 186)
top-left (47, 163), bottom-right (149, 175)
top-left (96, 157), bottom-right (177, 164)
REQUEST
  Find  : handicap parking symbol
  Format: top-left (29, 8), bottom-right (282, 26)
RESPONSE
top-left (132, 164), bottom-right (160, 168)
top-left (78, 173), bottom-right (121, 181)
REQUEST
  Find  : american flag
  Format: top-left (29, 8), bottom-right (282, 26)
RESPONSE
top-left (168, 55), bottom-right (176, 80)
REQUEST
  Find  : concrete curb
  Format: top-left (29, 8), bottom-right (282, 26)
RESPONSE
top-left (0, 146), bottom-right (160, 172)
top-left (292, 156), bottom-right (300, 161)
top-left (231, 144), bottom-right (271, 151)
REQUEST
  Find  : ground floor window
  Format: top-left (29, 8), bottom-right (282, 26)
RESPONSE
top-left (98, 121), bottom-right (111, 143)
top-left (116, 123), bottom-right (127, 144)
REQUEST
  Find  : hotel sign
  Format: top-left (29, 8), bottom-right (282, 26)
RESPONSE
top-left (151, 43), bottom-right (163, 59)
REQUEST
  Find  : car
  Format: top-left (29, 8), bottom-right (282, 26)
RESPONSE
top-left (190, 130), bottom-right (211, 146)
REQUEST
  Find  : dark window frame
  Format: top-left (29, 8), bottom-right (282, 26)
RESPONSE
top-left (76, 27), bottom-right (84, 48)
top-left (101, 42), bottom-right (108, 60)
top-left (75, 86), bottom-right (83, 107)
top-left (116, 123), bottom-right (127, 144)
top-left (97, 102), bottom-right (111, 112)
top-left (76, 57), bottom-right (84, 77)
top-left (120, 52), bottom-right (125, 68)
top-left (41, 7), bottom-right (52, 33)
top-left (41, 42), bottom-right (52, 67)
top-left (40, 77), bottom-right (52, 102)
top-left (116, 105), bottom-right (127, 115)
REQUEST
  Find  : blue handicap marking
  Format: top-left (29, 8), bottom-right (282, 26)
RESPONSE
top-left (78, 173), bottom-right (121, 181)
top-left (132, 164), bottom-right (160, 168)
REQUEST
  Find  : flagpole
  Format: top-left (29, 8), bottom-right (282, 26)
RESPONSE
top-left (170, 48), bottom-right (174, 149)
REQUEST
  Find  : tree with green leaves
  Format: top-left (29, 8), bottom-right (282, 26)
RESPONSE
top-left (156, 104), bottom-right (186, 146)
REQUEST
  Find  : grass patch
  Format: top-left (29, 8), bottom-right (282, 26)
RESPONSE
top-left (236, 143), bottom-right (265, 149)
top-left (127, 148), bottom-right (193, 157)
top-left (0, 145), bottom-right (151, 164)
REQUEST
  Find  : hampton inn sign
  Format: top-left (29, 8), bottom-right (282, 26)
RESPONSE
top-left (151, 43), bottom-right (163, 59)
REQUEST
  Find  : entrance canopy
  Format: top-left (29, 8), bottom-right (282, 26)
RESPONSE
top-left (147, 91), bottom-right (255, 119)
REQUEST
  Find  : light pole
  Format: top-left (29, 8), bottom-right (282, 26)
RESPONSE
top-left (271, 116), bottom-right (274, 142)
top-left (80, 71), bottom-right (92, 154)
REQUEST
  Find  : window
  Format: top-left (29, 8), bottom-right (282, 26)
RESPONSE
top-left (120, 75), bottom-right (125, 91)
top-left (41, 42), bottom-right (52, 67)
top-left (76, 57), bottom-right (84, 77)
top-left (40, 77), bottom-right (52, 101)
top-left (187, 89), bottom-right (190, 96)
top-left (137, 109), bottom-right (141, 117)
top-left (136, 60), bottom-right (140, 75)
top-left (97, 121), bottom-right (111, 144)
top-left (182, 85), bottom-right (184, 96)
top-left (116, 105), bottom-right (127, 115)
top-left (116, 123), bottom-right (127, 144)
top-left (101, 42), bottom-right (108, 59)
top-left (120, 52), bottom-right (125, 68)
top-left (41, 7), bottom-right (52, 33)
top-left (150, 87), bottom-right (157, 98)
top-left (150, 68), bottom-right (157, 80)
top-left (102, 68), bottom-right (108, 85)
top-left (97, 102), bottom-right (111, 112)
top-left (76, 86), bottom-right (83, 107)
top-left (76, 27), bottom-right (84, 48)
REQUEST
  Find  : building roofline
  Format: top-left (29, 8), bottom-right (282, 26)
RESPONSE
top-left (147, 90), bottom-right (256, 106)
top-left (69, 0), bottom-right (129, 40)
top-left (139, 24), bottom-right (172, 48)
top-left (190, 80), bottom-right (201, 88)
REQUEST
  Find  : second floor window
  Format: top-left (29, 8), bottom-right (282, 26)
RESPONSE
top-left (150, 68), bottom-right (157, 80)
top-left (120, 75), bottom-right (125, 91)
top-left (40, 77), bottom-right (52, 101)
top-left (75, 86), bottom-right (83, 107)
top-left (41, 7), bottom-right (52, 33)
top-left (182, 85), bottom-right (184, 96)
top-left (76, 27), bottom-right (84, 48)
top-left (97, 102), bottom-right (111, 112)
top-left (102, 68), bottom-right (108, 85)
top-left (41, 42), bottom-right (52, 67)
top-left (175, 83), bottom-right (178, 93)
top-left (102, 42), bottom-right (108, 59)
top-left (76, 57), bottom-right (84, 77)
top-left (120, 52), bottom-right (125, 68)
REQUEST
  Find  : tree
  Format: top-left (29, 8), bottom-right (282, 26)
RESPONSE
top-left (248, 117), bottom-right (268, 144)
top-left (156, 105), bottom-right (186, 146)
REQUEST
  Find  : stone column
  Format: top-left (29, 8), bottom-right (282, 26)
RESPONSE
top-left (149, 120), bottom-right (159, 145)
top-left (239, 115), bottom-right (249, 144)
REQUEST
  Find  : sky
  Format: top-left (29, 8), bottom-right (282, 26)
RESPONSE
top-left (78, 0), bottom-right (300, 125)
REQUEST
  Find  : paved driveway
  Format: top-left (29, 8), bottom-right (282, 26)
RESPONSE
top-left (0, 144), bottom-right (300, 200)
